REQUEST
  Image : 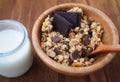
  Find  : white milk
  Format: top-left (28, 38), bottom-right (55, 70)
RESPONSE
top-left (0, 30), bottom-right (23, 53)
top-left (0, 20), bottom-right (33, 78)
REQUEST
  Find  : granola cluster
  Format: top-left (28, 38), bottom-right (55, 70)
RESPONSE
top-left (40, 7), bottom-right (104, 67)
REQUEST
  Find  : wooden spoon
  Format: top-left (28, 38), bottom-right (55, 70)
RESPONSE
top-left (87, 42), bottom-right (120, 56)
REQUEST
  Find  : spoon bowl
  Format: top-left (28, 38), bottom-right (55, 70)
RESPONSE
top-left (87, 42), bottom-right (120, 56)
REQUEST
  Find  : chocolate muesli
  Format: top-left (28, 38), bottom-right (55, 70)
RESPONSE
top-left (40, 7), bottom-right (104, 67)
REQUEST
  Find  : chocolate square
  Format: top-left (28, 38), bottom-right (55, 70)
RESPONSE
top-left (53, 13), bottom-right (72, 37)
top-left (55, 11), bottom-right (81, 28)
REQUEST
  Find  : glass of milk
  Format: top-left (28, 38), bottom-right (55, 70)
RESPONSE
top-left (0, 20), bottom-right (33, 78)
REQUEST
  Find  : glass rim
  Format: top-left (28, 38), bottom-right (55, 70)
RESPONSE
top-left (0, 20), bottom-right (27, 57)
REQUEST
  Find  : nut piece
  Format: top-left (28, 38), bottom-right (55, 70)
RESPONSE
top-left (45, 41), bottom-right (53, 48)
top-left (69, 38), bottom-right (79, 46)
top-left (85, 61), bottom-right (91, 66)
top-left (58, 55), bottom-right (63, 62)
top-left (72, 62), bottom-right (83, 67)
top-left (42, 15), bottom-right (53, 32)
top-left (46, 49), bottom-right (56, 58)
top-left (67, 7), bottom-right (83, 15)
top-left (89, 58), bottom-right (95, 63)
top-left (69, 32), bottom-right (75, 38)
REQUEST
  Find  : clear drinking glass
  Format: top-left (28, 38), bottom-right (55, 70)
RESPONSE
top-left (0, 20), bottom-right (33, 78)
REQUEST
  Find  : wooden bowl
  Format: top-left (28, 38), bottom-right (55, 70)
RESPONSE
top-left (32, 3), bottom-right (119, 76)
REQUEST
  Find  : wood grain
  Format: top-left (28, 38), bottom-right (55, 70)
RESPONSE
top-left (0, 0), bottom-right (120, 82)
top-left (87, 0), bottom-right (120, 82)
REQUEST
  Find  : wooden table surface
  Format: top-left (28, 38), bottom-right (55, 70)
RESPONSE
top-left (0, 0), bottom-right (120, 82)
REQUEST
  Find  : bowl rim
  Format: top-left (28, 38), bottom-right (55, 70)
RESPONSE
top-left (32, 3), bottom-right (119, 76)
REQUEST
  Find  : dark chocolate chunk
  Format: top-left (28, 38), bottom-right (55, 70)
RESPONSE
top-left (53, 13), bottom-right (72, 37)
top-left (63, 41), bottom-right (69, 47)
top-left (88, 30), bottom-right (92, 37)
top-left (65, 48), bottom-right (69, 52)
top-left (68, 58), bottom-right (73, 64)
top-left (63, 41), bottom-right (70, 51)
top-left (82, 48), bottom-right (88, 57)
top-left (85, 48), bottom-right (92, 53)
top-left (83, 35), bottom-right (90, 46)
top-left (82, 47), bottom-right (93, 57)
top-left (63, 42), bottom-right (70, 52)
top-left (87, 19), bottom-right (92, 27)
top-left (54, 49), bottom-right (61, 55)
top-left (55, 11), bottom-right (81, 28)
top-left (88, 55), bottom-right (95, 59)
top-left (52, 36), bottom-right (61, 42)
top-left (71, 51), bottom-right (80, 60)
top-left (80, 29), bottom-right (84, 34)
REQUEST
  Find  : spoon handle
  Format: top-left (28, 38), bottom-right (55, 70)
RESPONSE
top-left (100, 44), bottom-right (120, 52)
